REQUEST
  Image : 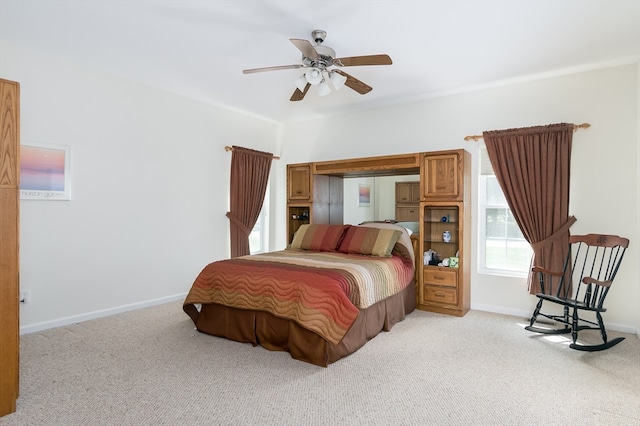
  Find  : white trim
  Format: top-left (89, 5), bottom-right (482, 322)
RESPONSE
top-left (404, 55), bottom-right (640, 103)
top-left (20, 293), bottom-right (188, 335)
top-left (472, 303), bottom-right (638, 335)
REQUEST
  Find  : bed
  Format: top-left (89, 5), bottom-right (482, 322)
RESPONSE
top-left (183, 222), bottom-right (417, 366)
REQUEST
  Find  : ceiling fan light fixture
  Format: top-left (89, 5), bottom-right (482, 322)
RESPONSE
top-left (305, 68), bottom-right (323, 85)
top-left (244, 30), bottom-right (392, 102)
top-left (329, 71), bottom-right (347, 90)
top-left (294, 74), bottom-right (308, 92)
top-left (317, 79), bottom-right (331, 96)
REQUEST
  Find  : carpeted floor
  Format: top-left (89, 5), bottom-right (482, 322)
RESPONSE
top-left (2, 301), bottom-right (639, 426)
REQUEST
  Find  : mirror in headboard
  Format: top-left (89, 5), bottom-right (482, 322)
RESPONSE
top-left (342, 174), bottom-right (420, 225)
top-left (286, 152), bottom-right (421, 242)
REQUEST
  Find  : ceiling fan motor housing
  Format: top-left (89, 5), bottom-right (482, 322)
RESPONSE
top-left (307, 46), bottom-right (336, 69)
top-left (306, 30), bottom-right (335, 69)
top-left (311, 30), bottom-right (327, 43)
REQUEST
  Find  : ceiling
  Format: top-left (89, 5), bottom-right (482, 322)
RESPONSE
top-left (1, 1), bottom-right (639, 124)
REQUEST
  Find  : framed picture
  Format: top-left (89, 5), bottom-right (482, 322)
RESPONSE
top-left (20, 142), bottom-right (72, 200)
top-left (358, 183), bottom-right (371, 207)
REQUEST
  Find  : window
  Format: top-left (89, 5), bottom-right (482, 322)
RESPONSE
top-left (478, 143), bottom-right (532, 276)
top-left (249, 186), bottom-right (269, 254)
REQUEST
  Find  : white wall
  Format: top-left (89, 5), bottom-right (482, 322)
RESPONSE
top-left (0, 41), bottom-right (280, 331)
top-left (637, 62), bottom-right (640, 335)
top-left (279, 63), bottom-right (640, 332)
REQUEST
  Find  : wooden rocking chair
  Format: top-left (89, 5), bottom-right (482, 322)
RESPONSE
top-left (525, 234), bottom-right (629, 351)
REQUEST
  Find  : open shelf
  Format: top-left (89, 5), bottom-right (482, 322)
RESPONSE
top-left (423, 206), bottom-right (459, 260)
top-left (287, 206), bottom-right (310, 243)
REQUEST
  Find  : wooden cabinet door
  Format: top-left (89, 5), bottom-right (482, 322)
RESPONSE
top-left (410, 182), bottom-right (420, 203)
top-left (395, 181), bottom-right (420, 204)
top-left (395, 182), bottom-right (413, 203)
top-left (0, 78), bottom-right (19, 417)
top-left (421, 152), bottom-right (462, 200)
top-left (287, 164), bottom-right (311, 201)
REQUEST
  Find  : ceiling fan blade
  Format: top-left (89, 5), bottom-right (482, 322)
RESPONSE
top-left (243, 64), bottom-right (304, 74)
top-left (333, 54), bottom-right (393, 67)
top-left (333, 70), bottom-right (372, 94)
top-left (290, 83), bottom-right (311, 102)
top-left (290, 38), bottom-right (319, 60)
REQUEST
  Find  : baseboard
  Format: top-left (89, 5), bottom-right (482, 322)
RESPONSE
top-left (471, 303), bottom-right (639, 335)
top-left (20, 296), bottom-right (639, 341)
top-left (20, 293), bottom-right (188, 335)
top-left (471, 303), bottom-right (532, 320)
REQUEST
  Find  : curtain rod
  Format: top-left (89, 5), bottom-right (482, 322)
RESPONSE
top-left (224, 145), bottom-right (280, 160)
top-left (464, 123), bottom-right (591, 142)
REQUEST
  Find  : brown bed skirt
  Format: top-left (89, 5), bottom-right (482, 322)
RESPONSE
top-left (187, 281), bottom-right (416, 367)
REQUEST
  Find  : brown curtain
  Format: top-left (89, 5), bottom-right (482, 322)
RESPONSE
top-left (483, 123), bottom-right (576, 294)
top-left (226, 146), bottom-right (273, 258)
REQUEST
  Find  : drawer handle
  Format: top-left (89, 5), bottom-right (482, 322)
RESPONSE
top-left (433, 275), bottom-right (446, 280)
top-left (295, 190), bottom-right (302, 194)
top-left (434, 291), bottom-right (447, 297)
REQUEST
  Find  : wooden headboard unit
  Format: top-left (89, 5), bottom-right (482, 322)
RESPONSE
top-left (312, 152), bottom-right (421, 177)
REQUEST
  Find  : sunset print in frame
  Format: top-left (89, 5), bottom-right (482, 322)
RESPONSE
top-left (358, 183), bottom-right (371, 207)
top-left (20, 142), bottom-right (71, 200)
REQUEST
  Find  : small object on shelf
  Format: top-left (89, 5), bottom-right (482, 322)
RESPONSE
top-left (449, 257), bottom-right (459, 268)
top-left (441, 216), bottom-right (448, 222)
top-left (423, 249), bottom-right (435, 265)
top-left (443, 230), bottom-right (451, 243)
top-left (292, 214), bottom-right (298, 219)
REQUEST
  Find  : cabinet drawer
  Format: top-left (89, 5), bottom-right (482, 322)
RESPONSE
top-left (424, 285), bottom-right (458, 305)
top-left (396, 206), bottom-right (419, 222)
top-left (424, 268), bottom-right (457, 288)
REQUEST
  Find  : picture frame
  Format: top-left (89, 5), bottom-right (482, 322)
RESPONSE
top-left (20, 141), bottom-right (72, 200)
top-left (358, 183), bottom-right (371, 207)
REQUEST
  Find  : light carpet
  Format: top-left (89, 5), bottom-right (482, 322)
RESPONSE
top-left (2, 301), bottom-right (639, 426)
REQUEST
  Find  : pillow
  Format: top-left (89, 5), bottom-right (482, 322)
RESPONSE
top-left (395, 221), bottom-right (420, 235)
top-left (290, 224), bottom-right (350, 252)
top-left (358, 222), bottom-right (415, 264)
top-left (337, 226), bottom-right (403, 257)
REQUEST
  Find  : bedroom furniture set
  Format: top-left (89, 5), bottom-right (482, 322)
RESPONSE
top-left (184, 149), bottom-right (471, 366)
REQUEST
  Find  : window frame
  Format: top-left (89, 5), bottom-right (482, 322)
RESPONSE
top-left (478, 145), bottom-right (532, 278)
top-left (249, 185), bottom-right (269, 255)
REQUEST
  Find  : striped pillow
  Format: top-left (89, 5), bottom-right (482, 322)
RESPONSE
top-left (337, 226), bottom-right (403, 257)
top-left (290, 224), bottom-right (351, 252)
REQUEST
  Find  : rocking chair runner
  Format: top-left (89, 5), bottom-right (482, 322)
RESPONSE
top-left (525, 234), bottom-right (629, 351)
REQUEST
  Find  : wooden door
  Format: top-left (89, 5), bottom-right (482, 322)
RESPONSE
top-left (0, 78), bottom-right (20, 417)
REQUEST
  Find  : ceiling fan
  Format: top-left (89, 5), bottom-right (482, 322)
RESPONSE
top-left (242, 30), bottom-right (392, 101)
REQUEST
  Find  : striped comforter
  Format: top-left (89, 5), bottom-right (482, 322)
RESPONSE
top-left (183, 249), bottom-right (414, 345)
